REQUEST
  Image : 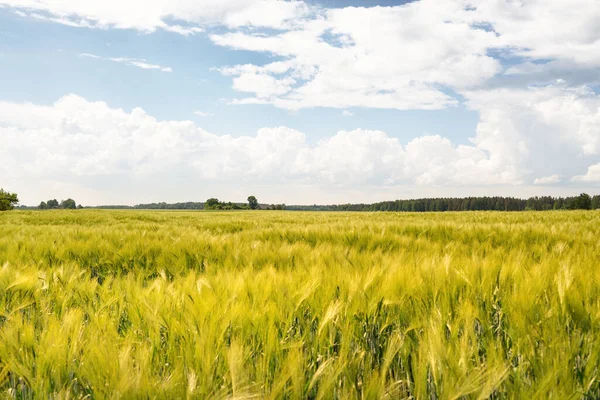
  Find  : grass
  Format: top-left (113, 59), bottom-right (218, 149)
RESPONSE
top-left (0, 210), bottom-right (599, 399)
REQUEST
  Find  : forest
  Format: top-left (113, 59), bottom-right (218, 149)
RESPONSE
top-left (127, 193), bottom-right (600, 212)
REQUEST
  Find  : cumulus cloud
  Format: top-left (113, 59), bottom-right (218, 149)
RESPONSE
top-left (294, 129), bottom-right (406, 185)
top-left (464, 85), bottom-right (600, 185)
top-left (534, 175), bottom-right (562, 185)
top-left (209, 0), bottom-right (600, 111)
top-left (80, 53), bottom-right (172, 72)
top-left (0, 96), bottom-right (405, 186)
top-left (0, 95), bottom-right (497, 191)
top-left (403, 135), bottom-right (499, 186)
top-left (193, 111), bottom-right (213, 117)
top-left (3, 90), bottom-right (599, 199)
top-left (211, 1), bottom-right (499, 110)
top-left (573, 164), bottom-right (600, 183)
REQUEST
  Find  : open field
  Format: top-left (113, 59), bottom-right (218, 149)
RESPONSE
top-left (1, 210), bottom-right (600, 399)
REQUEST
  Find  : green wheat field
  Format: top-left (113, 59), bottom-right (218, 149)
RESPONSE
top-left (1, 210), bottom-right (599, 399)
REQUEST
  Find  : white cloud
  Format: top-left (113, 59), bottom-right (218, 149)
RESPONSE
top-left (342, 110), bottom-right (353, 117)
top-left (403, 135), bottom-right (500, 186)
top-left (231, 73), bottom-right (296, 99)
top-left (0, 95), bottom-right (495, 203)
top-left (534, 175), bottom-right (562, 185)
top-left (211, 1), bottom-right (500, 110)
top-left (294, 129), bottom-right (406, 185)
top-left (469, 0), bottom-right (600, 67)
top-left (1, 96), bottom-right (406, 186)
top-left (573, 164), bottom-right (600, 183)
top-left (125, 59), bottom-right (172, 72)
top-left (6, 90), bottom-right (600, 203)
top-left (1, 0), bottom-right (311, 33)
top-left (209, 0), bottom-right (600, 111)
top-left (1, 94), bottom-right (599, 204)
top-left (463, 85), bottom-right (600, 187)
top-left (194, 111), bottom-right (213, 117)
top-left (6, 0), bottom-right (600, 114)
top-left (80, 53), bottom-right (172, 72)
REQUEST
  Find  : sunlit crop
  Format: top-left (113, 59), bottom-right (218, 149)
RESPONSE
top-left (1, 210), bottom-right (599, 398)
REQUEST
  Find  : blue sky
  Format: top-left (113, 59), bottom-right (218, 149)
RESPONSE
top-left (1, 0), bottom-right (599, 205)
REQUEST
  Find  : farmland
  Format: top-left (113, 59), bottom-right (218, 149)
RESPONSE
top-left (1, 210), bottom-right (599, 399)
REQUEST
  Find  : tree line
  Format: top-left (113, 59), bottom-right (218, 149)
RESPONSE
top-left (91, 196), bottom-right (277, 210)
top-left (287, 193), bottom-right (600, 212)
top-left (2, 188), bottom-right (599, 212)
top-left (93, 193), bottom-right (599, 212)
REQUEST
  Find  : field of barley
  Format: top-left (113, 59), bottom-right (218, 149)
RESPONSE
top-left (1, 210), bottom-right (599, 399)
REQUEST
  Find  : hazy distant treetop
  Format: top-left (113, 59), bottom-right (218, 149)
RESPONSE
top-left (61, 198), bottom-right (77, 209)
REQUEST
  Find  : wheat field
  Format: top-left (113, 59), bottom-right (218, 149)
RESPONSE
top-left (0, 210), bottom-right (599, 399)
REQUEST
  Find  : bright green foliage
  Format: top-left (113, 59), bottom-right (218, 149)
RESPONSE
top-left (205, 197), bottom-right (220, 209)
top-left (205, 198), bottom-right (249, 210)
top-left (0, 210), bottom-right (599, 398)
top-left (0, 189), bottom-right (18, 211)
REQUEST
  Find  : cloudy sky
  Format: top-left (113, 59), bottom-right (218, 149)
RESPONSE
top-left (1, 0), bottom-right (599, 206)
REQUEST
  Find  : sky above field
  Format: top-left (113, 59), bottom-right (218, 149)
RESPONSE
top-left (1, 0), bottom-right (600, 205)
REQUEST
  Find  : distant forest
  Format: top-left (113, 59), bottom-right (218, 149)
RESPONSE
top-left (78, 193), bottom-right (600, 212)
top-left (291, 193), bottom-right (600, 212)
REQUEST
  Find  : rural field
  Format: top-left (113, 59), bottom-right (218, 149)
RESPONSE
top-left (1, 210), bottom-right (599, 399)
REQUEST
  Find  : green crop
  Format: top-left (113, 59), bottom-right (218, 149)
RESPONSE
top-left (0, 210), bottom-right (599, 399)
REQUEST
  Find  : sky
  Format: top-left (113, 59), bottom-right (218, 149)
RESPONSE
top-left (1, 0), bottom-right (599, 206)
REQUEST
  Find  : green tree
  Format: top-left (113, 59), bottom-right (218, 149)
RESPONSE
top-left (61, 198), bottom-right (77, 209)
top-left (247, 196), bottom-right (259, 210)
top-left (47, 199), bottom-right (59, 208)
top-left (205, 198), bottom-right (220, 210)
top-left (39, 201), bottom-right (48, 210)
top-left (553, 198), bottom-right (564, 210)
top-left (572, 193), bottom-right (592, 210)
top-left (592, 195), bottom-right (600, 210)
top-left (0, 189), bottom-right (19, 211)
